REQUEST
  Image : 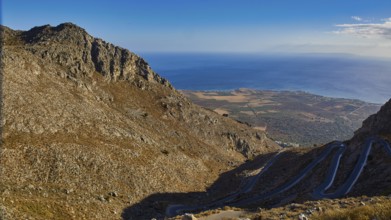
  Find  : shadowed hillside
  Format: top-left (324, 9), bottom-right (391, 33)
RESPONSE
top-left (160, 99), bottom-right (391, 220)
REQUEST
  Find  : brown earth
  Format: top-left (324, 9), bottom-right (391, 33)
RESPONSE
top-left (1, 22), bottom-right (389, 220)
top-left (0, 23), bottom-right (278, 220)
top-left (184, 195), bottom-right (391, 220)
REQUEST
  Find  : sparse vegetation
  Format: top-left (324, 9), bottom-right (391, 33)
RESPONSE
top-left (314, 200), bottom-right (391, 220)
top-left (191, 196), bottom-right (391, 220)
top-left (2, 21), bottom-right (391, 220)
top-left (1, 23), bottom-right (278, 220)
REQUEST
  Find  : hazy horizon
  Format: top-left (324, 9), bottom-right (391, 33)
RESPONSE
top-left (2, 0), bottom-right (390, 103)
top-left (2, 0), bottom-right (391, 58)
top-left (142, 52), bottom-right (391, 104)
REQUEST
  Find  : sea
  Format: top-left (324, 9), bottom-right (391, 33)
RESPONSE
top-left (140, 53), bottom-right (391, 104)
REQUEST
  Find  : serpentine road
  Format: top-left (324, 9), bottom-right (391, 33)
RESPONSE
top-left (313, 137), bottom-right (391, 199)
top-left (166, 137), bottom-right (391, 216)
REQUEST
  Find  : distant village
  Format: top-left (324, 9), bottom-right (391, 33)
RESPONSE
top-left (275, 140), bottom-right (300, 148)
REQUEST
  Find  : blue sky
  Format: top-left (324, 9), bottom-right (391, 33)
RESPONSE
top-left (2, 0), bottom-right (391, 57)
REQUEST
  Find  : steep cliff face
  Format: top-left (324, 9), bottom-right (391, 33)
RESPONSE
top-left (0, 23), bottom-right (278, 219)
top-left (12, 22), bottom-right (169, 85)
top-left (354, 98), bottom-right (391, 139)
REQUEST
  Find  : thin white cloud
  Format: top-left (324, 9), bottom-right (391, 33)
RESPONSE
top-left (334, 18), bottom-right (391, 39)
top-left (351, 16), bottom-right (362, 21)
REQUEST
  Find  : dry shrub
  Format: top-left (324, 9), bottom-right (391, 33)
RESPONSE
top-left (314, 201), bottom-right (391, 220)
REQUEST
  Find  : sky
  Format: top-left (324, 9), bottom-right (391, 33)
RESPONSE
top-left (2, 0), bottom-right (391, 57)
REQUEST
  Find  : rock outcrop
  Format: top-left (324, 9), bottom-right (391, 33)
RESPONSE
top-left (7, 22), bottom-right (170, 85)
top-left (354, 98), bottom-right (391, 139)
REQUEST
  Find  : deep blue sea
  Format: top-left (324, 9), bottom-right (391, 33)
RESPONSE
top-left (140, 53), bottom-right (391, 104)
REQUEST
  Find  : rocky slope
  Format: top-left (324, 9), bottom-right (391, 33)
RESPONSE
top-left (354, 98), bottom-right (391, 140)
top-left (0, 23), bottom-right (278, 220)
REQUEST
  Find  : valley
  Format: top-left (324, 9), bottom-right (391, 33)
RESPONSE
top-left (183, 89), bottom-right (381, 147)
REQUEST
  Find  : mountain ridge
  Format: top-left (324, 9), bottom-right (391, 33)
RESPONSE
top-left (354, 98), bottom-right (391, 140)
top-left (0, 23), bottom-right (277, 219)
top-left (1, 22), bottom-right (171, 86)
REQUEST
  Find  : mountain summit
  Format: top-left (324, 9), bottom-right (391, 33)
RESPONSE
top-left (2, 22), bottom-right (169, 84)
top-left (0, 23), bottom-right (277, 219)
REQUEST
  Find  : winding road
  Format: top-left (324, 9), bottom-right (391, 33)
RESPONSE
top-left (166, 150), bottom-right (284, 216)
top-left (166, 136), bottom-right (391, 217)
top-left (313, 137), bottom-right (391, 199)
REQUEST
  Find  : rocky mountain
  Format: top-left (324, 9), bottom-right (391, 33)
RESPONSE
top-left (1, 22), bottom-right (390, 220)
top-left (0, 23), bottom-right (278, 220)
top-left (354, 98), bottom-right (391, 140)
